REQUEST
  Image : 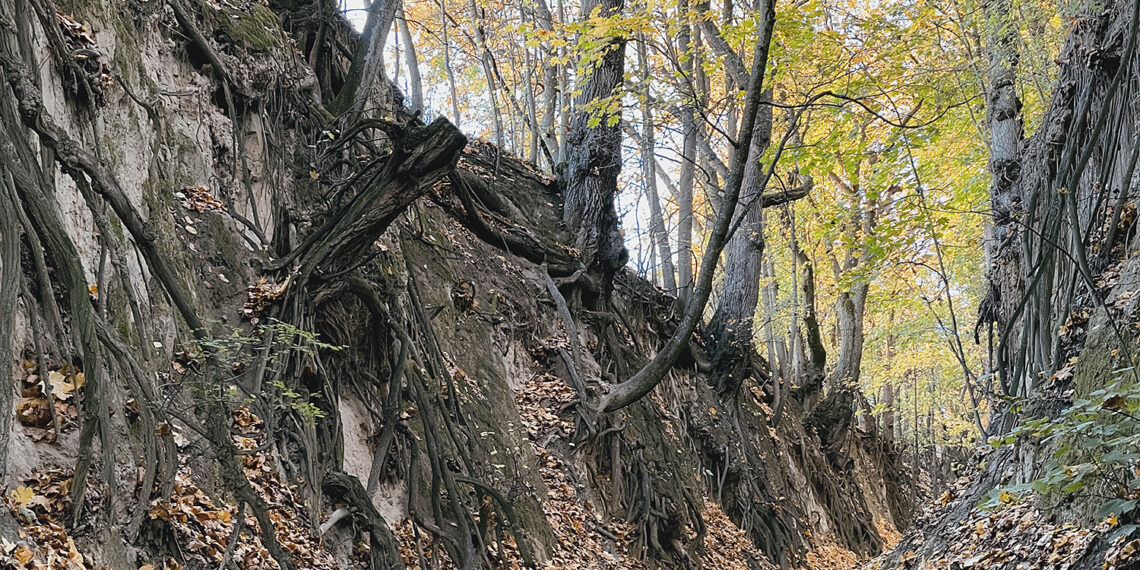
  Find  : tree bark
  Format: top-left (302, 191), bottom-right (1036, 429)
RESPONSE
top-left (675, 0), bottom-right (698, 302)
top-left (706, 88), bottom-right (773, 396)
top-left (441, 0), bottom-right (462, 128)
top-left (980, 0), bottom-right (1026, 396)
top-left (397, 2), bottom-right (423, 113)
top-left (338, 0), bottom-right (401, 114)
top-left (562, 0), bottom-right (628, 283)
top-left (637, 35), bottom-right (677, 293)
top-left (469, 0), bottom-right (505, 150)
top-left (535, 0), bottom-right (560, 165)
top-left (0, 170), bottom-right (20, 481)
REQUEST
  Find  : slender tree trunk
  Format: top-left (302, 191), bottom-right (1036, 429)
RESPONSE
top-left (441, 0), bottom-right (462, 127)
top-left (535, 0), bottom-right (560, 165)
top-left (676, 0), bottom-right (697, 302)
top-left (795, 245), bottom-right (827, 410)
top-left (397, 2), bottom-right (424, 113)
top-left (637, 34), bottom-right (677, 293)
top-left (525, 44), bottom-right (540, 163)
top-left (469, 0), bottom-right (505, 150)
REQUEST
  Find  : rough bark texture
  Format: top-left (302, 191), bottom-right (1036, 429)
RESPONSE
top-left (562, 0), bottom-right (629, 286)
top-left (706, 90), bottom-right (773, 397)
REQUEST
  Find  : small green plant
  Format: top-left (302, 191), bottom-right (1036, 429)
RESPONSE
top-left (981, 370), bottom-right (1140, 528)
top-left (268, 379), bottom-right (326, 423)
top-left (185, 320), bottom-right (342, 426)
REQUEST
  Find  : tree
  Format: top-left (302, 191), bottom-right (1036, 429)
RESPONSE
top-left (600, 0), bottom-right (779, 412)
top-left (562, 0), bottom-right (629, 290)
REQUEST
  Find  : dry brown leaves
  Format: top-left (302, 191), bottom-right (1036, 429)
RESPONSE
top-left (1, 469), bottom-right (87, 570)
top-left (243, 277), bottom-right (287, 318)
top-left (54, 11), bottom-right (113, 94)
top-left (864, 497), bottom-right (1121, 570)
top-left (802, 542), bottom-right (860, 570)
top-left (145, 406), bottom-right (336, 569)
top-left (177, 186), bottom-right (227, 213)
top-left (875, 518), bottom-right (903, 551)
top-left (700, 502), bottom-right (776, 569)
top-left (16, 362), bottom-right (82, 442)
top-left (392, 519), bottom-right (458, 568)
top-left (512, 373), bottom-right (645, 569)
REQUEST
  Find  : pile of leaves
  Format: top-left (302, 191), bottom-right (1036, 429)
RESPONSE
top-left (865, 499), bottom-right (1110, 569)
top-left (802, 541), bottom-right (860, 570)
top-left (16, 362), bottom-right (83, 442)
top-left (1, 469), bottom-right (88, 569)
top-left (699, 501), bottom-right (776, 570)
top-left (176, 185), bottom-right (227, 213)
top-left (514, 372), bottom-right (645, 569)
top-left (145, 406), bottom-right (337, 569)
top-left (243, 277), bottom-right (288, 318)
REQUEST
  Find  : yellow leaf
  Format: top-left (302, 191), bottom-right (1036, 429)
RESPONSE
top-left (11, 486), bottom-right (37, 508)
top-left (88, 284), bottom-right (98, 297)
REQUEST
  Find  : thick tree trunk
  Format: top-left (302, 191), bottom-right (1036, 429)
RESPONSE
top-left (562, 0), bottom-right (628, 283)
top-left (982, 0), bottom-right (1024, 251)
top-left (980, 0), bottom-right (1027, 396)
top-left (706, 93), bottom-right (773, 396)
top-left (338, 0), bottom-right (400, 113)
top-left (831, 283), bottom-right (869, 387)
top-left (0, 170), bottom-right (19, 480)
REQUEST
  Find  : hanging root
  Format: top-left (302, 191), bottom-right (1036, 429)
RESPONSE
top-left (321, 471), bottom-right (404, 570)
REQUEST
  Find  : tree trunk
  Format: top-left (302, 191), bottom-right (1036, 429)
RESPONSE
top-left (706, 90), bottom-right (773, 396)
top-left (980, 0), bottom-right (1026, 396)
top-left (637, 35), bottom-right (677, 293)
top-left (338, 0), bottom-right (400, 113)
top-left (831, 283), bottom-right (869, 387)
top-left (396, 2), bottom-right (423, 113)
top-left (600, 0), bottom-right (778, 413)
top-left (441, 0), bottom-right (462, 127)
top-left (562, 0), bottom-right (628, 284)
top-left (469, 0), bottom-right (505, 151)
top-left (675, 0), bottom-right (697, 302)
top-left (534, 0), bottom-right (560, 165)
